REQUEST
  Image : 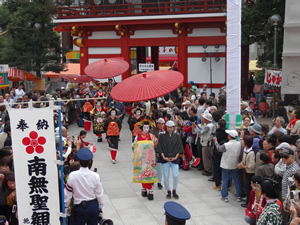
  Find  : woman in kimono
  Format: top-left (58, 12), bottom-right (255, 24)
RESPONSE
top-left (104, 107), bottom-right (121, 164)
top-left (129, 106), bottom-right (144, 142)
top-left (90, 99), bottom-right (106, 142)
top-left (132, 119), bottom-right (158, 200)
top-left (81, 92), bottom-right (94, 131)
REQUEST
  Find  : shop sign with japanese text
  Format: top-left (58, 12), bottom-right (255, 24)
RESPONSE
top-left (264, 70), bottom-right (282, 87)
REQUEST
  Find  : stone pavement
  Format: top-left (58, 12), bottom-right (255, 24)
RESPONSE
top-left (68, 120), bottom-right (247, 225)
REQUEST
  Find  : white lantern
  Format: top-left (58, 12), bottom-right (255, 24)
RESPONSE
top-left (94, 0), bottom-right (101, 4)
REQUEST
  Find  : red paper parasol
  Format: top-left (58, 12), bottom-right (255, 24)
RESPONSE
top-left (62, 75), bottom-right (95, 83)
top-left (84, 58), bottom-right (129, 79)
top-left (110, 70), bottom-right (183, 102)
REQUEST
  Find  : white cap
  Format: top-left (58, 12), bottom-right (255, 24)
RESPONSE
top-left (183, 100), bottom-right (191, 105)
top-left (166, 120), bottom-right (175, 127)
top-left (225, 130), bottom-right (238, 138)
top-left (157, 118), bottom-right (165, 124)
top-left (166, 100), bottom-right (174, 105)
top-left (275, 142), bottom-right (291, 150)
top-left (202, 113), bottom-right (212, 122)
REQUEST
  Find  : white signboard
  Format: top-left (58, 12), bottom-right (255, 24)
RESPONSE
top-left (264, 70), bottom-right (282, 87)
top-left (139, 63), bottom-right (154, 72)
top-left (9, 106), bottom-right (60, 225)
top-left (226, 0), bottom-right (242, 129)
top-left (0, 64), bottom-right (9, 72)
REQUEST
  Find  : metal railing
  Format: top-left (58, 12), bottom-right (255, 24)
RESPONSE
top-left (56, 0), bottom-right (226, 19)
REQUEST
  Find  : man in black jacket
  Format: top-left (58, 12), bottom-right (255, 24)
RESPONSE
top-left (212, 119), bottom-right (228, 191)
top-left (156, 120), bottom-right (184, 199)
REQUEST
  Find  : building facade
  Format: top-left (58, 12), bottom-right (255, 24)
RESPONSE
top-left (54, 0), bottom-right (226, 93)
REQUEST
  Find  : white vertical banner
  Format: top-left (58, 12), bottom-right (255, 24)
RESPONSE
top-left (226, 0), bottom-right (242, 128)
top-left (281, 0), bottom-right (300, 94)
top-left (9, 107), bottom-right (60, 225)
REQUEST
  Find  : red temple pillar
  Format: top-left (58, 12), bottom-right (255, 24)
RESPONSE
top-left (178, 28), bottom-right (188, 87)
top-left (121, 31), bottom-right (131, 80)
top-left (80, 29), bottom-right (89, 75)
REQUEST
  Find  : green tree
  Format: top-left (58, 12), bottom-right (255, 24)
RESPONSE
top-left (0, 0), bottom-right (64, 77)
top-left (242, 0), bottom-right (285, 68)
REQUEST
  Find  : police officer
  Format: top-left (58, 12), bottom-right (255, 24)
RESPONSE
top-left (64, 148), bottom-right (104, 225)
top-left (164, 201), bottom-right (191, 225)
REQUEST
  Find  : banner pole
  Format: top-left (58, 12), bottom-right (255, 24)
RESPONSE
top-left (58, 99), bottom-right (66, 225)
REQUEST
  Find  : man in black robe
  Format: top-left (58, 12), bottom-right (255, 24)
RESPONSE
top-left (156, 120), bottom-right (184, 199)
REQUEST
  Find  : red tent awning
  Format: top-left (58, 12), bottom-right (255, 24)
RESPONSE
top-left (25, 73), bottom-right (41, 81)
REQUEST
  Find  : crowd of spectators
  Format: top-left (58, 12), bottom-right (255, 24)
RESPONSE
top-left (0, 80), bottom-right (300, 225)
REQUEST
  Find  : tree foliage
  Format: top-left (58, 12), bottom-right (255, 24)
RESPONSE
top-left (242, 0), bottom-right (285, 68)
top-left (0, 0), bottom-right (64, 77)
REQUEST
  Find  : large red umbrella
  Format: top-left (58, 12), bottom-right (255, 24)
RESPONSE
top-left (110, 70), bottom-right (183, 102)
top-left (84, 58), bottom-right (129, 79)
top-left (62, 75), bottom-right (95, 83)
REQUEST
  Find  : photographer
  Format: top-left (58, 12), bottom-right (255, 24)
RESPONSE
top-left (193, 113), bottom-right (214, 176)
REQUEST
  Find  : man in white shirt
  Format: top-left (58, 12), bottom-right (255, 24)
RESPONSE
top-left (65, 148), bottom-right (104, 225)
top-left (15, 84), bottom-right (25, 99)
top-left (213, 130), bottom-right (242, 203)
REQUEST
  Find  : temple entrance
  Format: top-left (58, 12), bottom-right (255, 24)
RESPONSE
top-left (130, 46), bottom-right (178, 75)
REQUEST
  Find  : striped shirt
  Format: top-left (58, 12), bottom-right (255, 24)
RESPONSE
top-left (282, 161), bottom-right (299, 200)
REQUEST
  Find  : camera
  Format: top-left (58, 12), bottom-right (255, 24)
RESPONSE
top-left (290, 190), bottom-right (300, 206)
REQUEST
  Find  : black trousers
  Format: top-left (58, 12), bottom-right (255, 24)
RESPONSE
top-left (239, 169), bottom-right (247, 198)
top-left (191, 143), bottom-right (198, 158)
top-left (196, 139), bottom-right (204, 169)
top-left (212, 152), bottom-right (222, 186)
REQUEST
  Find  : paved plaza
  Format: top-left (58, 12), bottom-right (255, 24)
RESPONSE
top-left (67, 117), bottom-right (255, 225)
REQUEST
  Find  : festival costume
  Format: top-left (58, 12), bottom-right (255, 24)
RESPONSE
top-left (104, 107), bottom-right (121, 163)
top-left (82, 97), bottom-right (94, 131)
top-left (182, 122), bottom-right (197, 170)
top-left (129, 107), bottom-right (144, 142)
top-left (132, 119), bottom-right (158, 200)
top-left (245, 189), bottom-right (266, 224)
top-left (90, 104), bottom-right (106, 142)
